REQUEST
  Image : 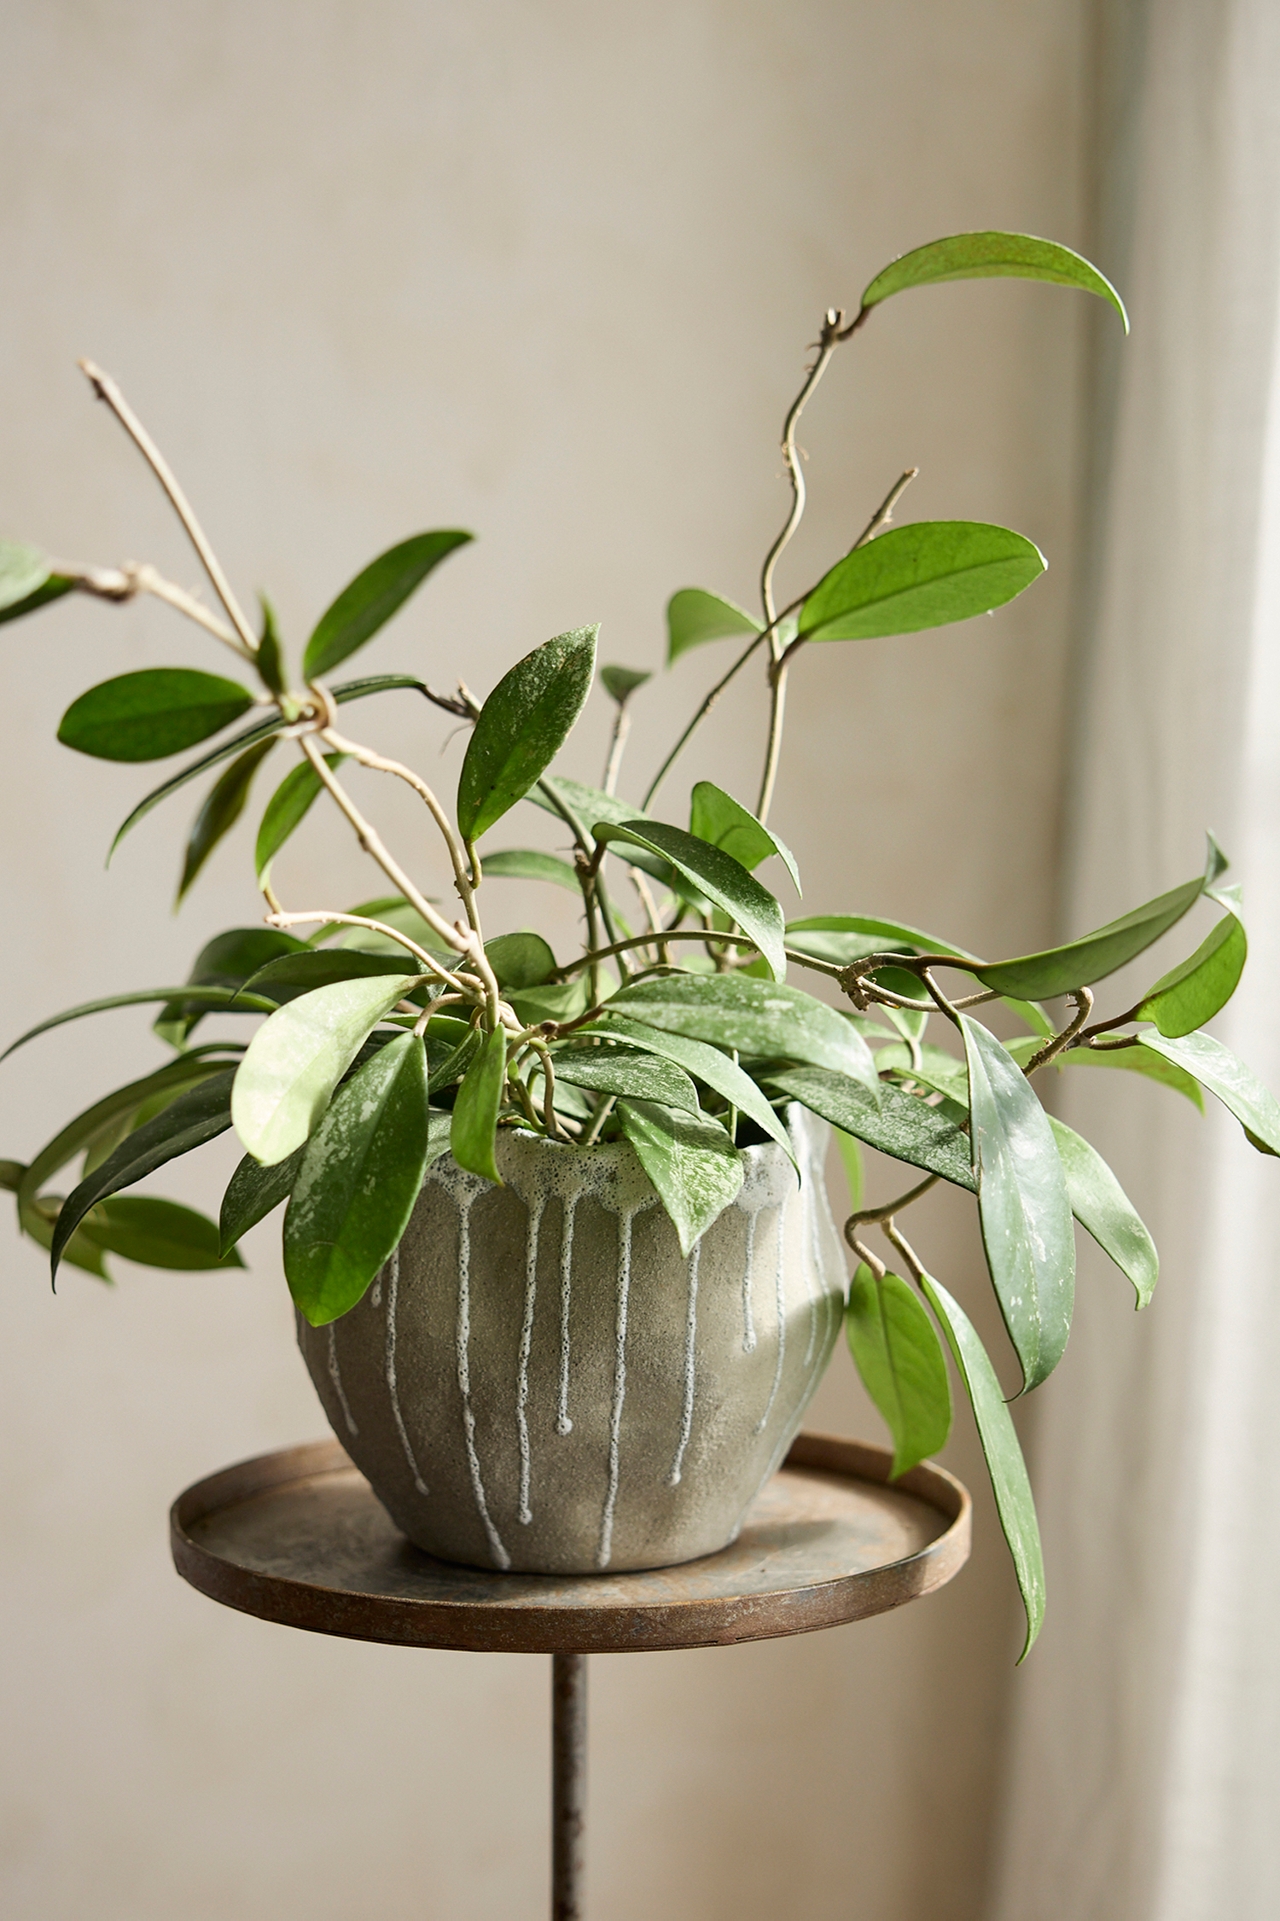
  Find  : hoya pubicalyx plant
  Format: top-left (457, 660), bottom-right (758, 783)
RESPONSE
top-left (3, 233), bottom-right (1275, 1656)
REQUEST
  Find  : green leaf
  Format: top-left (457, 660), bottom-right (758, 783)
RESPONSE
top-left (1135, 898), bottom-right (1247, 1037)
top-left (786, 913), bottom-right (969, 966)
top-left (484, 931), bottom-right (557, 991)
top-left (450, 1028), bottom-right (506, 1183)
top-left (689, 782), bottom-right (801, 893)
top-left (240, 950), bottom-right (427, 1001)
top-left (2, 983), bottom-right (277, 1061)
top-left (529, 775), bottom-right (674, 882)
top-left (82, 1195), bottom-right (245, 1270)
top-left (580, 1013), bottom-right (796, 1162)
top-left (479, 848), bottom-right (580, 892)
top-left (1039, 1039), bottom-right (1204, 1109)
top-left (51, 1071), bottom-right (238, 1279)
top-left (798, 522), bottom-right (1044, 644)
top-left (606, 974), bottom-right (878, 1091)
top-left (506, 978), bottom-right (592, 1028)
top-left (154, 926), bottom-right (310, 1045)
top-left (1138, 1030), bottom-right (1280, 1153)
top-left (18, 1197), bottom-right (112, 1279)
top-left (255, 594), bottom-right (288, 699)
top-left (318, 896), bottom-right (450, 960)
top-left (920, 1273), bottom-right (1046, 1660)
top-left (457, 626), bottom-right (599, 842)
top-left (615, 1098), bottom-right (744, 1255)
top-left (666, 588), bottom-right (763, 663)
top-left (835, 1131), bottom-right (863, 1210)
top-left (594, 821), bottom-right (787, 981)
top-left (1048, 1117), bottom-right (1158, 1309)
top-left (177, 737), bottom-right (277, 904)
top-left (601, 664), bottom-right (652, 704)
top-left (255, 752), bottom-right (345, 880)
top-left (550, 1043), bottom-right (699, 1113)
top-left (764, 1065), bottom-right (974, 1189)
top-left (424, 1014), bottom-right (481, 1089)
top-left (220, 1146), bottom-right (305, 1253)
top-left (0, 539), bottom-right (74, 622)
top-left (846, 1265), bottom-right (952, 1477)
top-left (970, 868), bottom-right (1211, 999)
top-left (58, 669), bottom-right (254, 762)
top-left (284, 1032), bottom-right (430, 1325)
top-left (961, 1015), bottom-right (1074, 1393)
top-left (876, 1041), bottom-right (970, 1104)
top-left (860, 229), bottom-right (1128, 331)
top-left (232, 973), bottom-right (423, 1165)
top-left (303, 531), bottom-right (473, 679)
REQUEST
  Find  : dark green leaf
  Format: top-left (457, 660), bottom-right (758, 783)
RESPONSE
top-left (1135, 895), bottom-right (1246, 1037)
top-left (961, 1015), bottom-right (1074, 1392)
top-left (0, 540), bottom-right (74, 622)
top-left (1138, 1030), bottom-right (1280, 1152)
top-left (255, 752), bottom-right (345, 879)
top-left (425, 1014), bottom-right (481, 1090)
top-left (3, 984), bottom-right (277, 1061)
top-left (1048, 1116), bottom-right (1158, 1309)
top-left (600, 664), bottom-right (652, 704)
top-left (689, 782), bottom-right (801, 893)
top-left (255, 594), bottom-right (288, 699)
top-left (550, 1043), bottom-right (699, 1112)
top-left (615, 1098), bottom-right (744, 1255)
top-left (450, 1028), bottom-right (506, 1182)
top-left (83, 1195), bottom-right (244, 1270)
top-left (52, 1071), bottom-right (238, 1279)
top-left (798, 522), bottom-right (1044, 644)
top-left (303, 530), bottom-right (473, 679)
top-left (594, 821), bottom-right (787, 980)
top-left (154, 926), bottom-right (310, 1045)
top-left (232, 973), bottom-right (424, 1165)
top-left (284, 1032), bottom-right (430, 1324)
top-left (921, 1273), bottom-right (1046, 1660)
top-left (479, 848), bottom-right (580, 892)
top-left (970, 867), bottom-right (1212, 999)
top-left (580, 1013), bottom-right (796, 1162)
top-left (0, 1160), bottom-right (24, 1191)
top-left (220, 1146), bottom-right (306, 1252)
top-left (529, 775), bottom-right (673, 881)
top-left (58, 669), bottom-right (254, 762)
top-left (506, 978), bottom-right (592, 1027)
top-left (240, 950), bottom-right (424, 1000)
top-left (457, 626), bottom-right (598, 841)
top-left (484, 931), bottom-right (557, 991)
top-left (860, 229), bottom-right (1128, 330)
top-left (19, 1197), bottom-right (112, 1279)
top-left (666, 588), bottom-right (763, 663)
top-left (846, 1265), bottom-right (952, 1477)
top-left (177, 737), bottom-right (276, 903)
top-left (606, 974), bottom-right (878, 1091)
top-left (764, 1065), bottom-right (973, 1189)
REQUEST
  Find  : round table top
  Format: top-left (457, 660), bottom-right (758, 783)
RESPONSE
top-left (171, 1430), bottom-right (970, 1656)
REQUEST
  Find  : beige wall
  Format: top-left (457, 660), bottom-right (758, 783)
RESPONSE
top-left (0, 5), bottom-right (1092, 1916)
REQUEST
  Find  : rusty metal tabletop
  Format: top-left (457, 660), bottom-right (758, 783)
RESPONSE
top-left (171, 1430), bottom-right (970, 1655)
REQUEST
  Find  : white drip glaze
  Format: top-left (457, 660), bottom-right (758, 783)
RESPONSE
top-left (668, 1240), bottom-right (701, 1487)
top-left (741, 1208), bottom-right (758, 1353)
top-left (453, 1190), bottom-right (510, 1569)
top-left (515, 1196), bottom-right (545, 1524)
top-left (384, 1244), bottom-right (428, 1496)
top-left (754, 1199), bottom-right (789, 1436)
top-left (327, 1324), bottom-right (359, 1436)
top-left (597, 1201), bottom-right (651, 1569)
top-left (556, 1194), bottom-right (578, 1436)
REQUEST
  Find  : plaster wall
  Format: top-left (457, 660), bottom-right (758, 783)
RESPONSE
top-left (0, 5), bottom-right (1091, 1916)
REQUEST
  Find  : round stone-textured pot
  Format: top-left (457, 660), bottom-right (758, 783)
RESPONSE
top-left (298, 1105), bottom-right (847, 1574)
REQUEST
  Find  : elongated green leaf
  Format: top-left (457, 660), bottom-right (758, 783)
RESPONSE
top-left (232, 973), bottom-right (422, 1165)
top-left (177, 737), bottom-right (277, 903)
top-left (1139, 1030), bottom-right (1280, 1152)
top-left (921, 1273), bottom-right (1046, 1659)
top-left (666, 588), bottom-right (763, 663)
top-left (83, 1195), bottom-right (244, 1270)
top-left (1024, 1036), bottom-right (1204, 1108)
top-left (601, 664), bottom-right (652, 704)
top-left (479, 848), bottom-right (580, 891)
top-left (1136, 896), bottom-right (1247, 1037)
top-left (798, 522), bottom-right (1044, 644)
top-left (303, 530), bottom-right (473, 679)
top-left (835, 1129), bottom-right (864, 1209)
top-left (59, 669), bottom-right (254, 762)
top-left (450, 1028), bottom-right (506, 1182)
top-left (529, 775), bottom-right (673, 882)
top-left (154, 926), bottom-right (310, 1045)
top-left (846, 1265), bottom-right (952, 1476)
top-left (765, 1064), bottom-right (973, 1189)
top-left (606, 974), bottom-right (878, 1092)
top-left (255, 752), bottom-right (345, 879)
top-left (220, 1145), bottom-right (305, 1252)
top-left (594, 822), bottom-right (787, 981)
top-left (1048, 1116), bottom-right (1158, 1309)
top-left (424, 1013), bottom-right (481, 1089)
top-left (2, 984), bottom-right (277, 1062)
top-left (316, 895), bottom-right (450, 962)
top-left (17, 1194), bottom-right (112, 1279)
top-left (615, 1098), bottom-right (744, 1254)
top-left (284, 1033), bottom-right (430, 1324)
top-left (507, 978), bottom-right (592, 1028)
top-left (240, 950), bottom-right (423, 1000)
top-left (961, 1015), bottom-right (1074, 1392)
top-left (690, 782), bottom-right (801, 893)
top-left (876, 1041), bottom-right (970, 1104)
top-left (580, 1014), bottom-right (796, 1161)
top-left (484, 931), bottom-right (556, 990)
top-left (0, 540), bottom-right (74, 621)
top-left (255, 594), bottom-right (288, 699)
top-left (550, 1043), bottom-right (699, 1113)
top-left (970, 869), bottom-right (1211, 999)
top-left (51, 1071), bottom-right (238, 1279)
top-left (457, 626), bottom-right (598, 842)
top-left (0, 574), bottom-right (75, 625)
top-left (860, 230), bottom-right (1128, 330)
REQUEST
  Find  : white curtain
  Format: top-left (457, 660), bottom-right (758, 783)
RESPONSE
top-left (991, 2), bottom-right (1280, 1916)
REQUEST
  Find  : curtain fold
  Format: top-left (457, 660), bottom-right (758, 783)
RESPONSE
top-left (990, 3), bottom-right (1280, 1916)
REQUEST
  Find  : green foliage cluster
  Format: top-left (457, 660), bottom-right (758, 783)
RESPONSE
top-left (1, 232), bottom-right (1267, 1655)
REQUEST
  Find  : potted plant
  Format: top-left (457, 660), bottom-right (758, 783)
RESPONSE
top-left (4, 231), bottom-right (1274, 1654)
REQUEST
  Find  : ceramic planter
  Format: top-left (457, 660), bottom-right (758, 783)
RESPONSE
top-left (298, 1105), bottom-right (847, 1573)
